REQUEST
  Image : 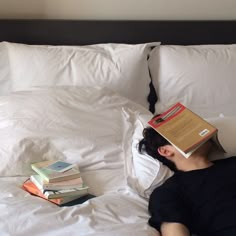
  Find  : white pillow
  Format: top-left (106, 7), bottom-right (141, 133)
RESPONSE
top-left (0, 42), bottom-right (10, 95)
top-left (6, 41), bottom-right (159, 108)
top-left (207, 116), bottom-right (236, 158)
top-left (149, 45), bottom-right (236, 117)
top-left (128, 113), bottom-right (173, 198)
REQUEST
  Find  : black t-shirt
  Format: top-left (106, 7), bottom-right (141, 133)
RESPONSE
top-left (149, 157), bottom-right (236, 236)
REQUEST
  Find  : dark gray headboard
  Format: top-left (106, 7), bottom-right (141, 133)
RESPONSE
top-left (1, 20), bottom-right (236, 45)
top-left (1, 20), bottom-right (236, 112)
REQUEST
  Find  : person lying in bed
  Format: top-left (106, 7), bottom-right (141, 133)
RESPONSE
top-left (139, 126), bottom-right (236, 236)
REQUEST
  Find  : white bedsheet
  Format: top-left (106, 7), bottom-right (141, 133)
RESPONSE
top-left (0, 177), bottom-right (158, 236)
top-left (0, 87), bottom-right (159, 236)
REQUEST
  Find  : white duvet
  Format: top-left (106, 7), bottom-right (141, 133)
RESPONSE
top-left (0, 87), bottom-right (159, 236)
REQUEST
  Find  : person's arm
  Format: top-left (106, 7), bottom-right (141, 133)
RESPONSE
top-left (160, 222), bottom-right (190, 236)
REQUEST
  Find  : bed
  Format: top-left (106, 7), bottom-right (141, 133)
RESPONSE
top-left (0, 20), bottom-right (236, 236)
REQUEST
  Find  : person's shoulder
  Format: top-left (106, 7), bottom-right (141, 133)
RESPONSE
top-left (150, 173), bottom-right (179, 196)
top-left (213, 156), bottom-right (236, 165)
top-left (149, 173), bottom-right (182, 211)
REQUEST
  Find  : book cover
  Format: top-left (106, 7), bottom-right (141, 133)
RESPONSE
top-left (31, 160), bottom-right (80, 183)
top-left (148, 102), bottom-right (225, 158)
top-left (30, 175), bottom-right (83, 191)
top-left (22, 180), bottom-right (86, 205)
top-left (46, 161), bottom-right (76, 172)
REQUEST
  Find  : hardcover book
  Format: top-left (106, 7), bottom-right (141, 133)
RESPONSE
top-left (31, 160), bottom-right (80, 183)
top-left (30, 174), bottom-right (83, 191)
top-left (22, 180), bottom-right (86, 205)
top-left (148, 102), bottom-right (225, 158)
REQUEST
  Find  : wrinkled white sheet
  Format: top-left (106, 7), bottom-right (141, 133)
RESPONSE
top-left (0, 87), bottom-right (159, 236)
top-left (0, 177), bottom-right (158, 236)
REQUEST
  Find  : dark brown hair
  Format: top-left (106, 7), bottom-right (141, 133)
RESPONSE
top-left (138, 126), bottom-right (177, 171)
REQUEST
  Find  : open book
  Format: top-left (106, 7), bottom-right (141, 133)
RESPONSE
top-left (148, 103), bottom-right (225, 158)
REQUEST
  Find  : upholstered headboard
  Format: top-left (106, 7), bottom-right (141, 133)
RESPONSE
top-left (1, 20), bottom-right (236, 45)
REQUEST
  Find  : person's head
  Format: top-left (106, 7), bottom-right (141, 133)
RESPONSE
top-left (138, 126), bottom-right (178, 171)
top-left (139, 123), bottom-right (213, 172)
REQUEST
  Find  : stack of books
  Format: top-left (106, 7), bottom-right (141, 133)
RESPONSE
top-left (23, 160), bottom-right (90, 206)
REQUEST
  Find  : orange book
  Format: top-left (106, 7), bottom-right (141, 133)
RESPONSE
top-left (22, 180), bottom-right (84, 205)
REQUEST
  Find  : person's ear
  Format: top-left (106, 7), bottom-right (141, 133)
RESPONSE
top-left (157, 145), bottom-right (175, 160)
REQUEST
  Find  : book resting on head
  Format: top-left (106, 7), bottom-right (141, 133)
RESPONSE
top-left (148, 103), bottom-right (225, 158)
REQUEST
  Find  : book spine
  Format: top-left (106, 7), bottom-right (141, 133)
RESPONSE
top-left (46, 173), bottom-right (81, 183)
top-left (44, 183), bottom-right (83, 191)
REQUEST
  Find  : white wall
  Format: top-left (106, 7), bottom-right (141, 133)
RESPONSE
top-left (0, 0), bottom-right (235, 20)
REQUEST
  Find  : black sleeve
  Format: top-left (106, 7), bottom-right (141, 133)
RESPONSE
top-left (148, 179), bottom-right (191, 232)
